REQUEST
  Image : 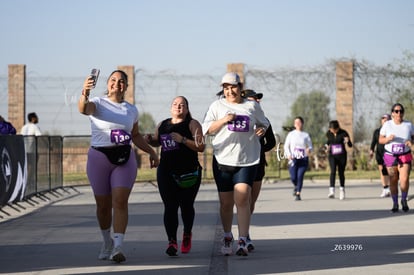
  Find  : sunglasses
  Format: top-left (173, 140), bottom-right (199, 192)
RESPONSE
top-left (392, 109), bottom-right (404, 114)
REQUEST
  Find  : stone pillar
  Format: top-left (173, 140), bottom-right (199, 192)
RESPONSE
top-left (336, 61), bottom-right (355, 168)
top-left (227, 63), bottom-right (245, 87)
top-left (8, 64), bottom-right (26, 132)
top-left (117, 65), bottom-right (135, 104)
top-left (335, 61), bottom-right (354, 140)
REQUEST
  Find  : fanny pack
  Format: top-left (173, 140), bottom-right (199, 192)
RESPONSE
top-left (93, 145), bottom-right (131, 165)
top-left (172, 167), bottom-right (201, 188)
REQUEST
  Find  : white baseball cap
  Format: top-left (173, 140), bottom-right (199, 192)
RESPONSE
top-left (221, 72), bottom-right (241, 86)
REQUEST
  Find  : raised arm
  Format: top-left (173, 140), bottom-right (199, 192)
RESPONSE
top-left (78, 76), bottom-right (96, 115)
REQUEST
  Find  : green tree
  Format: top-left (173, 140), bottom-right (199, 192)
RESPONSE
top-left (386, 50), bottom-right (414, 122)
top-left (283, 91), bottom-right (330, 144)
top-left (138, 112), bottom-right (156, 134)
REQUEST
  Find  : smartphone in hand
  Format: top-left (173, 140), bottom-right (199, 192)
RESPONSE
top-left (90, 68), bottom-right (100, 88)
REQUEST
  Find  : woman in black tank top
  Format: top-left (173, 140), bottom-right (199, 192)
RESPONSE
top-left (145, 96), bottom-right (205, 256)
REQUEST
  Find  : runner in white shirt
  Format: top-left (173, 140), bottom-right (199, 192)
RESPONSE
top-left (379, 103), bottom-right (414, 213)
top-left (78, 70), bottom-right (159, 263)
top-left (202, 72), bottom-right (269, 257)
top-left (284, 116), bottom-right (313, 201)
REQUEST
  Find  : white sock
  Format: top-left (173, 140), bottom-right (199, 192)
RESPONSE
top-left (329, 187), bottom-right (334, 193)
top-left (340, 187), bottom-right (345, 191)
top-left (100, 228), bottom-right (112, 246)
top-left (113, 233), bottom-right (124, 248)
top-left (224, 232), bottom-right (233, 239)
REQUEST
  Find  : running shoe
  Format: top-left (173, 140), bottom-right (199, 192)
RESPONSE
top-left (391, 203), bottom-right (399, 213)
top-left (328, 191), bottom-right (335, 199)
top-left (166, 240), bottom-right (178, 256)
top-left (181, 233), bottom-right (192, 254)
top-left (380, 188), bottom-right (390, 198)
top-left (236, 239), bottom-right (248, 256)
top-left (295, 194), bottom-right (301, 201)
top-left (98, 239), bottom-right (114, 260)
top-left (401, 199), bottom-right (409, 212)
top-left (221, 236), bottom-right (234, 256)
top-left (246, 235), bottom-right (255, 252)
top-left (339, 190), bottom-right (345, 200)
top-left (110, 246), bottom-right (126, 263)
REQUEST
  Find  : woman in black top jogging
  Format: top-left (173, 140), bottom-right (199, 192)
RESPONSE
top-left (326, 120), bottom-right (352, 200)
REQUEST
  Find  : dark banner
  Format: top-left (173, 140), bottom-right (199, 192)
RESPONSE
top-left (0, 135), bottom-right (27, 206)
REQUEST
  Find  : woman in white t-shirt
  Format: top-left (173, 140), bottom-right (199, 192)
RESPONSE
top-left (78, 70), bottom-right (159, 263)
top-left (379, 103), bottom-right (414, 213)
top-left (284, 116), bottom-right (313, 201)
top-left (202, 72), bottom-right (269, 257)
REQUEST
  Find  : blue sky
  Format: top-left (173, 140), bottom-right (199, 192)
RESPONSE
top-left (1, 0), bottom-right (413, 77)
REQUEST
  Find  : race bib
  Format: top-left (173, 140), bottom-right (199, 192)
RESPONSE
top-left (110, 129), bottom-right (131, 145)
top-left (227, 115), bottom-right (250, 132)
top-left (160, 134), bottom-right (179, 152)
top-left (331, 144), bottom-right (343, 155)
top-left (391, 143), bottom-right (405, 154)
top-left (293, 147), bottom-right (305, 159)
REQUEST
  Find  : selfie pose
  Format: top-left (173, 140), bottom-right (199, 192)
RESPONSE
top-left (78, 69), bottom-right (159, 263)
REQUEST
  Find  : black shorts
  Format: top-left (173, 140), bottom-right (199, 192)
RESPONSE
top-left (254, 163), bottom-right (265, 181)
top-left (212, 157), bottom-right (257, 192)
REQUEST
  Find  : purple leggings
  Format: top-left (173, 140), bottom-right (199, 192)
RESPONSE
top-left (87, 147), bottom-right (137, 195)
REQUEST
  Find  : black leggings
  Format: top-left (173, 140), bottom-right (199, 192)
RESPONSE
top-left (328, 155), bottom-right (347, 187)
top-left (157, 166), bottom-right (201, 241)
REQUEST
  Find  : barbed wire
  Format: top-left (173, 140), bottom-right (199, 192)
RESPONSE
top-left (1, 59), bottom-right (413, 139)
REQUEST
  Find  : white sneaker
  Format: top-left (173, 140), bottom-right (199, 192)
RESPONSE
top-left (246, 236), bottom-right (255, 252)
top-left (98, 239), bottom-right (114, 260)
top-left (340, 189), bottom-right (345, 200)
top-left (221, 237), bottom-right (234, 256)
top-left (110, 246), bottom-right (126, 263)
top-left (328, 191), bottom-right (335, 198)
top-left (380, 188), bottom-right (390, 198)
top-left (236, 239), bottom-right (248, 256)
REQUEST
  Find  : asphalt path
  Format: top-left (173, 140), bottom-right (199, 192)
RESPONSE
top-left (0, 179), bottom-right (413, 274)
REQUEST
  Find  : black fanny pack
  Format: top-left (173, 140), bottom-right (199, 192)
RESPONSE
top-left (93, 145), bottom-right (131, 165)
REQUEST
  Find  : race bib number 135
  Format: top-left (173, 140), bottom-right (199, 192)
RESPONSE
top-left (227, 115), bottom-right (250, 132)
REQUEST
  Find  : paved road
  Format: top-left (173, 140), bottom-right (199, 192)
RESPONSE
top-left (0, 179), bottom-right (413, 274)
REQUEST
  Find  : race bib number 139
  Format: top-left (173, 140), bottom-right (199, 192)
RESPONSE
top-left (110, 129), bottom-right (131, 145)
